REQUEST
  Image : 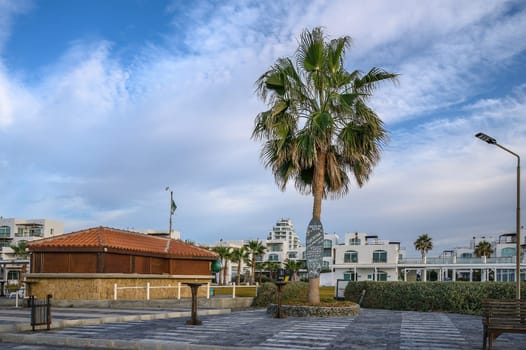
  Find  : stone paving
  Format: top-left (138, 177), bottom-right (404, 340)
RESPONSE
top-left (1, 307), bottom-right (526, 349)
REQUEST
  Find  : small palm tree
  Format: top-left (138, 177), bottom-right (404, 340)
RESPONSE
top-left (10, 241), bottom-right (29, 259)
top-left (474, 240), bottom-right (494, 258)
top-left (266, 261), bottom-right (281, 280)
top-left (211, 245), bottom-right (231, 285)
top-left (246, 240), bottom-right (267, 284)
top-left (285, 259), bottom-right (305, 281)
top-left (253, 27), bottom-right (397, 304)
top-left (230, 247), bottom-right (249, 285)
top-left (414, 234), bottom-right (433, 261)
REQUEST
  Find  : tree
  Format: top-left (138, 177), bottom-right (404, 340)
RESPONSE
top-left (10, 241), bottom-right (29, 259)
top-left (246, 240), bottom-right (267, 284)
top-left (285, 259), bottom-right (305, 281)
top-left (252, 27), bottom-right (397, 304)
top-left (414, 234), bottom-right (433, 261)
top-left (255, 261), bottom-right (267, 283)
top-left (211, 245), bottom-right (231, 285)
top-left (265, 261), bottom-right (281, 280)
top-left (230, 247), bottom-right (249, 285)
top-left (474, 240), bottom-right (494, 258)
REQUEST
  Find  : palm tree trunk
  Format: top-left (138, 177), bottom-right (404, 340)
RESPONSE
top-left (251, 259), bottom-right (256, 285)
top-left (308, 150), bottom-right (326, 304)
top-left (312, 151), bottom-right (326, 220)
top-left (236, 262), bottom-right (242, 285)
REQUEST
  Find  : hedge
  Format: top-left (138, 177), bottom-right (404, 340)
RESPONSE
top-left (344, 281), bottom-right (524, 314)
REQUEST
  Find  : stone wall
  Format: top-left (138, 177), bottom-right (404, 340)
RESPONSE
top-left (267, 303), bottom-right (360, 317)
top-left (26, 273), bottom-right (212, 300)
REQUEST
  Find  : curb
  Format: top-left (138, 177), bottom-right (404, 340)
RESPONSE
top-left (0, 308), bottom-right (230, 332)
top-left (0, 332), bottom-right (249, 350)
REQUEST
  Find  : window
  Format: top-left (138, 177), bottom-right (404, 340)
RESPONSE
top-left (323, 239), bottom-right (332, 248)
top-left (349, 238), bottom-right (361, 245)
top-left (376, 271), bottom-right (388, 281)
top-left (287, 252), bottom-right (297, 259)
top-left (16, 227), bottom-right (24, 237)
top-left (322, 261), bottom-right (330, 269)
top-left (501, 247), bottom-right (516, 257)
top-left (270, 245), bottom-right (282, 252)
top-left (0, 226), bottom-right (10, 238)
top-left (323, 248), bottom-right (332, 257)
top-left (497, 269), bottom-right (515, 282)
top-left (343, 271), bottom-right (356, 281)
top-left (7, 271), bottom-right (19, 281)
top-left (372, 250), bottom-right (387, 263)
top-left (344, 250), bottom-right (358, 263)
top-left (460, 252), bottom-right (472, 259)
top-left (268, 254), bottom-right (279, 262)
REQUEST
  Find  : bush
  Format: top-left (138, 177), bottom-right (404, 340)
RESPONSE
top-left (252, 282), bottom-right (277, 307)
top-left (344, 281), bottom-right (523, 315)
top-left (253, 281), bottom-right (310, 307)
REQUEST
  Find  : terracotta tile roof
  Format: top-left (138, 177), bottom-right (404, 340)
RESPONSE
top-left (28, 226), bottom-right (218, 259)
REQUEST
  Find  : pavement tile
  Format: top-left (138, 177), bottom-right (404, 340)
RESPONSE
top-left (1, 305), bottom-right (526, 349)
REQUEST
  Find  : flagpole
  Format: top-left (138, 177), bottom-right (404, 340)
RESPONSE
top-left (169, 190), bottom-right (173, 236)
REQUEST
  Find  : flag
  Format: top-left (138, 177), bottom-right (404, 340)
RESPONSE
top-left (171, 199), bottom-right (177, 215)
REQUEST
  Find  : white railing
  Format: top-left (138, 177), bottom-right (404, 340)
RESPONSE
top-left (209, 283), bottom-right (258, 299)
top-left (112, 282), bottom-right (258, 300)
top-left (114, 282), bottom-right (211, 301)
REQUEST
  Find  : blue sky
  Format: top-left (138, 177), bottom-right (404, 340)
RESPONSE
top-left (0, 0), bottom-right (525, 256)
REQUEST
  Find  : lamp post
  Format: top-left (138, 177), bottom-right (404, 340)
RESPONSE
top-left (475, 132), bottom-right (521, 299)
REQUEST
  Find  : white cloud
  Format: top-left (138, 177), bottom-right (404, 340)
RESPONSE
top-left (0, 0), bottom-right (525, 256)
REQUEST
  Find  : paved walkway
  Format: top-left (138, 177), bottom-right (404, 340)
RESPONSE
top-left (0, 306), bottom-right (525, 349)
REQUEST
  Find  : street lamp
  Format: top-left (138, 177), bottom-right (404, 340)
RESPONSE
top-left (475, 132), bottom-right (521, 299)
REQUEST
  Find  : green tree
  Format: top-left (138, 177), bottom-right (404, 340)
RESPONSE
top-left (474, 240), bottom-right (494, 258)
top-left (10, 241), bottom-right (29, 259)
top-left (285, 259), bottom-right (305, 281)
top-left (414, 234), bottom-right (433, 261)
top-left (253, 27), bottom-right (397, 304)
top-left (230, 247), bottom-right (249, 285)
top-left (211, 245), bottom-right (231, 285)
top-left (265, 261), bottom-right (281, 280)
top-left (246, 240), bottom-right (267, 284)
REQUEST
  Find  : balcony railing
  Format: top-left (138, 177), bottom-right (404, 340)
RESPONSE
top-left (399, 256), bottom-right (521, 265)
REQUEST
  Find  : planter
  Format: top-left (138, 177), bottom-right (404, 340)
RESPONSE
top-left (267, 303), bottom-right (360, 317)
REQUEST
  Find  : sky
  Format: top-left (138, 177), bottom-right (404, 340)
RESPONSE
top-left (0, 0), bottom-right (525, 257)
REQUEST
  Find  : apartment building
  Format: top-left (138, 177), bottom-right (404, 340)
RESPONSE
top-left (0, 218), bottom-right (64, 286)
top-left (330, 232), bottom-right (402, 283)
top-left (0, 218), bottom-right (64, 259)
top-left (264, 218), bottom-right (303, 265)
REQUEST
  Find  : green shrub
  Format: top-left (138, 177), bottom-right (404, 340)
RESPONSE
top-left (252, 281), bottom-right (310, 306)
top-left (344, 281), bottom-right (523, 315)
top-left (252, 282), bottom-right (277, 307)
top-left (282, 282), bottom-right (309, 304)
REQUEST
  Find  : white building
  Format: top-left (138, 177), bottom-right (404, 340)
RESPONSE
top-left (399, 232), bottom-right (526, 282)
top-left (330, 232), bottom-right (402, 283)
top-left (264, 218), bottom-right (303, 266)
top-left (0, 218), bottom-right (64, 260)
top-left (0, 218), bottom-right (64, 288)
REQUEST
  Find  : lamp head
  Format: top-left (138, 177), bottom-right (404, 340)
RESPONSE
top-left (475, 132), bottom-right (497, 145)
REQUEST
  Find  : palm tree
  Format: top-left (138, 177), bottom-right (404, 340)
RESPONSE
top-left (285, 259), bottom-right (305, 281)
top-left (246, 240), bottom-right (267, 284)
top-left (253, 27), bottom-right (397, 304)
top-left (230, 247), bottom-right (249, 285)
top-left (255, 261), bottom-right (267, 283)
top-left (211, 245), bottom-right (231, 285)
top-left (474, 240), bottom-right (494, 258)
top-left (266, 261), bottom-right (281, 280)
top-left (414, 234), bottom-right (433, 261)
top-left (10, 241), bottom-right (29, 259)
